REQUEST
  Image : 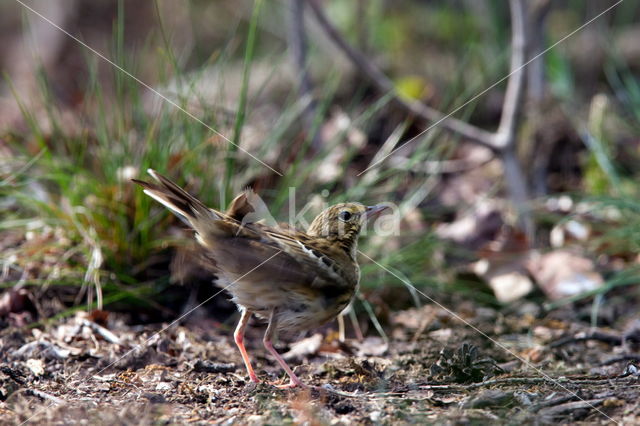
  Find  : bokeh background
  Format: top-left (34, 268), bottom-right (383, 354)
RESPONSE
top-left (2, 0), bottom-right (640, 334)
top-left (4, 1), bottom-right (640, 423)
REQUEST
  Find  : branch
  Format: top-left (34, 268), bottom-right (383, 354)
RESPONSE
top-left (537, 399), bottom-right (606, 418)
top-left (526, 0), bottom-right (552, 103)
top-left (24, 388), bottom-right (65, 405)
top-left (289, 0), bottom-right (313, 101)
top-left (550, 330), bottom-right (632, 348)
top-left (493, 0), bottom-right (527, 150)
top-left (601, 354), bottom-right (640, 366)
top-left (305, 0), bottom-right (497, 151)
top-left (497, 0), bottom-right (533, 237)
top-left (306, 0), bottom-right (534, 235)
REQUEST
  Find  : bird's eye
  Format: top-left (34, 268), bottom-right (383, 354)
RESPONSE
top-left (338, 210), bottom-right (352, 222)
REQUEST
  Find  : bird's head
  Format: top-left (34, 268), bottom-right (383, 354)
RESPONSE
top-left (307, 203), bottom-right (389, 257)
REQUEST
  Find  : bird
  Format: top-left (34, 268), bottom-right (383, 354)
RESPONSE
top-left (133, 169), bottom-right (388, 388)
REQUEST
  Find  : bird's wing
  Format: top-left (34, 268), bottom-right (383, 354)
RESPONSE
top-left (263, 230), bottom-right (347, 282)
top-left (133, 170), bottom-right (347, 288)
top-left (197, 222), bottom-right (345, 288)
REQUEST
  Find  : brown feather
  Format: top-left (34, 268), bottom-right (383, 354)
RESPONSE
top-left (133, 170), bottom-right (378, 332)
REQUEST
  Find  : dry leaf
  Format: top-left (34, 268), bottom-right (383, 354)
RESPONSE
top-left (283, 333), bottom-right (323, 360)
top-left (527, 250), bottom-right (603, 300)
top-left (486, 270), bottom-right (534, 303)
top-left (428, 328), bottom-right (453, 342)
top-left (352, 337), bottom-right (388, 357)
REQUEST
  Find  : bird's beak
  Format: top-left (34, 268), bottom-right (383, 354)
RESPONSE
top-left (364, 204), bottom-right (390, 220)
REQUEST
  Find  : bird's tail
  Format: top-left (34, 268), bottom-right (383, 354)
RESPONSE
top-left (132, 169), bottom-right (220, 231)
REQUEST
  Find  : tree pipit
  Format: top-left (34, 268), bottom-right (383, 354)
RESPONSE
top-left (134, 169), bottom-right (387, 388)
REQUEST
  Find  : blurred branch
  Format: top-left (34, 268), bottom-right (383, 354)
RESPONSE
top-left (355, 0), bottom-right (370, 53)
top-left (494, 0), bottom-right (527, 151)
top-left (495, 0), bottom-right (533, 236)
top-left (389, 153), bottom-right (495, 175)
top-left (306, 0), bottom-right (533, 235)
top-left (526, 0), bottom-right (552, 103)
top-left (526, 0), bottom-right (552, 196)
top-left (287, 0), bottom-right (321, 150)
top-left (305, 0), bottom-right (497, 151)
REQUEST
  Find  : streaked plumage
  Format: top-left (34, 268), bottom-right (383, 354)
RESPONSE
top-left (133, 169), bottom-right (387, 387)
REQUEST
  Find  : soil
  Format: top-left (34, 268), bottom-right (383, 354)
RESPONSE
top-left (1, 296), bottom-right (639, 425)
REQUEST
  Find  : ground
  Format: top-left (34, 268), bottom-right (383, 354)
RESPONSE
top-left (2, 295), bottom-right (639, 425)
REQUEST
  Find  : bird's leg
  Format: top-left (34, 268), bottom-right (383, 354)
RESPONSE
top-left (234, 308), bottom-right (260, 383)
top-left (263, 309), bottom-right (305, 388)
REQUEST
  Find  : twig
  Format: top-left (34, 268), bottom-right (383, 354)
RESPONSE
top-left (530, 393), bottom-right (579, 411)
top-left (314, 373), bottom-right (632, 401)
top-left (24, 389), bottom-right (65, 405)
top-left (82, 319), bottom-right (121, 344)
top-left (423, 373), bottom-right (633, 391)
top-left (348, 307), bottom-right (364, 342)
top-left (550, 331), bottom-right (624, 348)
top-left (358, 295), bottom-right (389, 344)
top-left (562, 376), bottom-right (634, 385)
top-left (601, 355), bottom-right (640, 366)
top-left (411, 377), bottom-right (556, 392)
top-left (462, 376), bottom-right (553, 390)
top-left (315, 385), bottom-right (458, 399)
top-left (388, 151), bottom-right (495, 175)
top-left (537, 398), bottom-right (606, 418)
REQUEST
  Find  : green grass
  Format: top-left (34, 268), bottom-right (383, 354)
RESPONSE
top-left (537, 39), bottom-right (640, 311)
top-left (3, 0), bottom-right (640, 323)
top-left (225, 0), bottom-right (264, 202)
top-left (0, 1), bottom-right (452, 320)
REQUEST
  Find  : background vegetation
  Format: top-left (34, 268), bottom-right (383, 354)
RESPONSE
top-left (3, 1), bottom-right (640, 423)
top-left (1, 0), bottom-right (639, 340)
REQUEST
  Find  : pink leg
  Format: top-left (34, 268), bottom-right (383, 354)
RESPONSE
top-left (263, 310), bottom-right (305, 388)
top-left (234, 308), bottom-right (260, 383)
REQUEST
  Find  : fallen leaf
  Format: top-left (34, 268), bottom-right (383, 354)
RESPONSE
top-left (283, 333), bottom-right (323, 360)
top-left (352, 337), bottom-right (388, 357)
top-left (486, 270), bottom-right (534, 303)
top-left (527, 250), bottom-right (604, 300)
top-left (428, 328), bottom-right (453, 342)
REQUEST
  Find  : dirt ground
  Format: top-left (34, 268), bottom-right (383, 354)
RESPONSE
top-left (1, 294), bottom-right (640, 425)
